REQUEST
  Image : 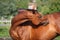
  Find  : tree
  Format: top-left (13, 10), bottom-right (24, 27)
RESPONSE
top-left (37, 0), bottom-right (60, 15)
top-left (0, 0), bottom-right (60, 18)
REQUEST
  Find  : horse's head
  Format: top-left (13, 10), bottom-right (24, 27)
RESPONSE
top-left (11, 9), bottom-right (42, 27)
top-left (26, 9), bottom-right (42, 25)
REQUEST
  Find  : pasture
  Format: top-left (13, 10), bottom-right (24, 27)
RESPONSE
top-left (0, 26), bottom-right (10, 37)
top-left (0, 22), bottom-right (10, 37)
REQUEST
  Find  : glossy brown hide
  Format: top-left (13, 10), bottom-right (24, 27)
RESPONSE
top-left (11, 9), bottom-right (41, 27)
top-left (10, 8), bottom-right (60, 40)
top-left (30, 12), bottom-right (60, 40)
top-left (20, 12), bottom-right (60, 40)
top-left (9, 9), bottom-right (43, 40)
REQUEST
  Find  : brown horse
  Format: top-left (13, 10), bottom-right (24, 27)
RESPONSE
top-left (10, 8), bottom-right (60, 40)
top-left (29, 12), bottom-right (60, 40)
top-left (17, 12), bottom-right (60, 40)
top-left (9, 9), bottom-right (44, 40)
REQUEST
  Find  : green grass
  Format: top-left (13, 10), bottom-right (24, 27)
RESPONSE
top-left (0, 26), bottom-right (10, 37)
top-left (54, 36), bottom-right (60, 40)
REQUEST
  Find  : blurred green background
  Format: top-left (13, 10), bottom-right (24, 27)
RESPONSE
top-left (0, 0), bottom-right (60, 40)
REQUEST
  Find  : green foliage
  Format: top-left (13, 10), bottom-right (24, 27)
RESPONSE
top-left (37, 0), bottom-right (60, 15)
top-left (0, 0), bottom-right (29, 17)
top-left (0, 0), bottom-right (60, 17)
top-left (0, 26), bottom-right (10, 37)
top-left (54, 36), bottom-right (60, 40)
